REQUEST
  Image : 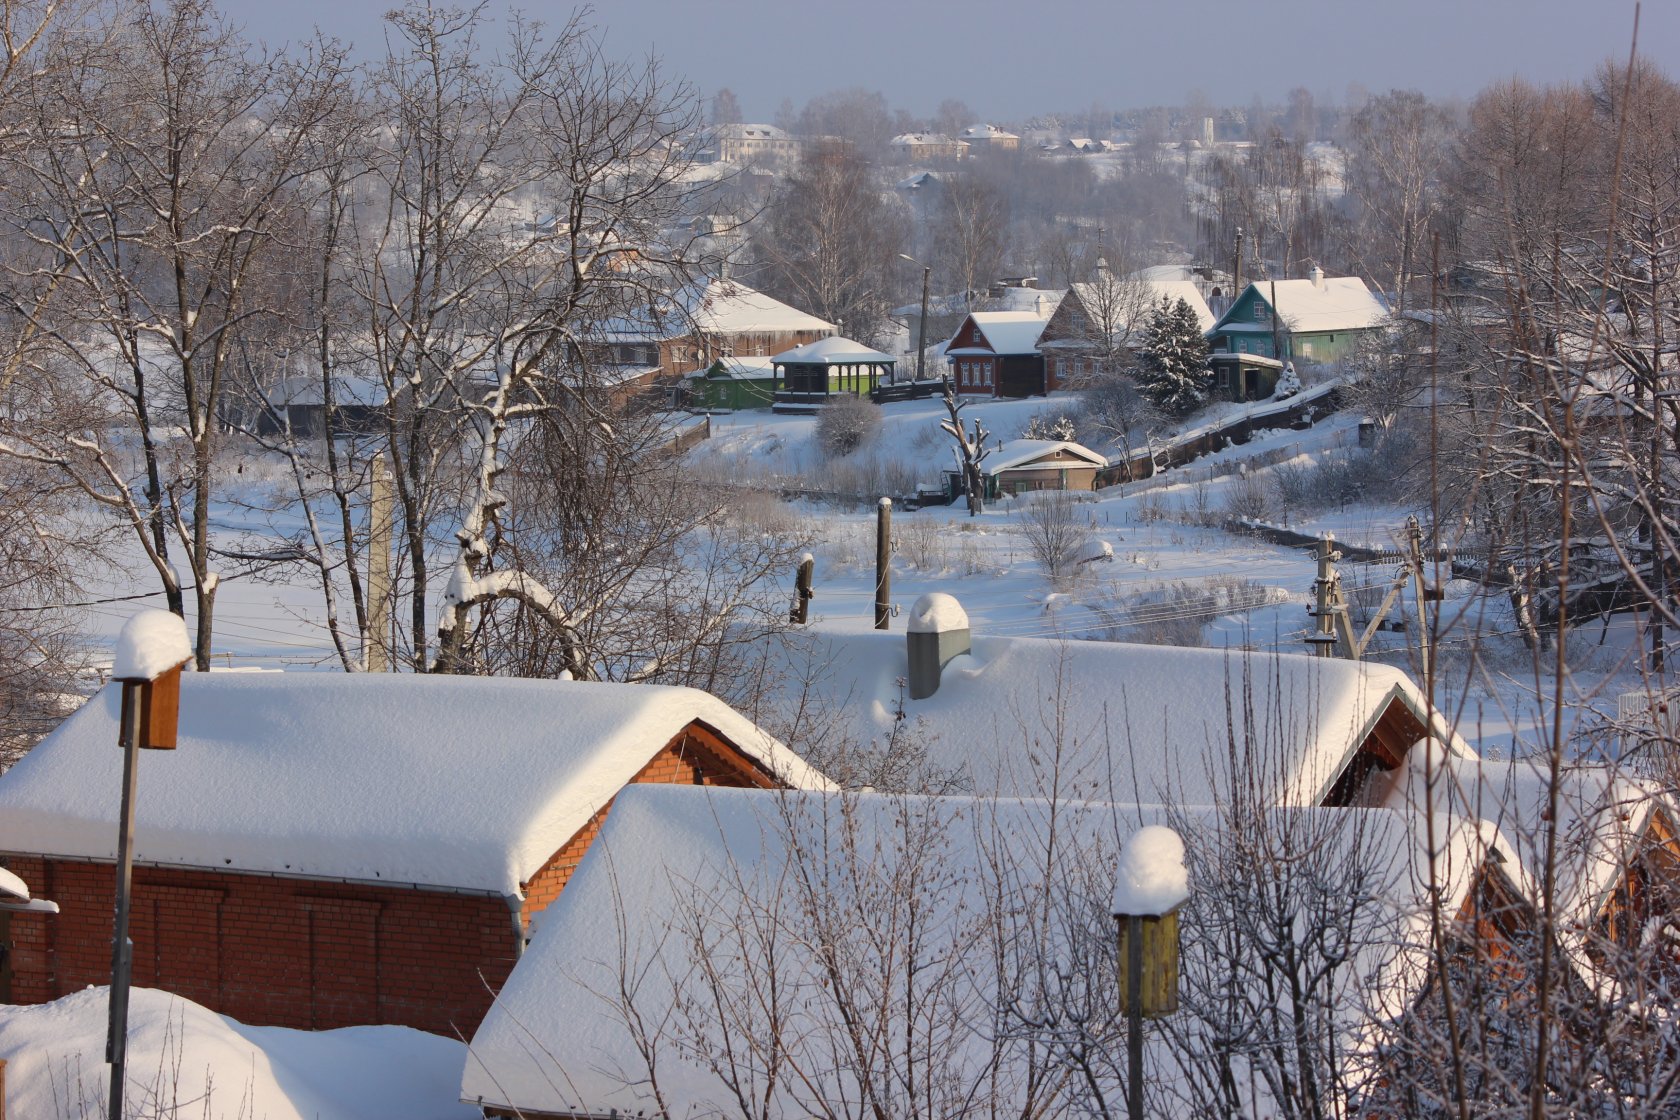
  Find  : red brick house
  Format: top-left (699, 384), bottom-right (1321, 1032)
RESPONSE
top-left (0, 674), bottom-right (824, 1038)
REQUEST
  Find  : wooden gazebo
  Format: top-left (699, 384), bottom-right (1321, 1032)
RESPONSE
top-left (771, 336), bottom-right (896, 412)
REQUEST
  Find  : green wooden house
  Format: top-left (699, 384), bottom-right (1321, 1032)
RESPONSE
top-left (684, 356), bottom-right (777, 411)
top-left (1205, 268), bottom-right (1387, 399)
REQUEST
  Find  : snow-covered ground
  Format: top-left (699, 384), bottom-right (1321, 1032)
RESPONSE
top-left (0, 987), bottom-right (475, 1119)
top-left (64, 392), bottom-right (1657, 760)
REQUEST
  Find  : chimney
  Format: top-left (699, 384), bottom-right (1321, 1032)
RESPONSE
top-left (906, 592), bottom-right (971, 700)
top-left (1036, 293), bottom-right (1049, 317)
top-left (1310, 264), bottom-right (1325, 290)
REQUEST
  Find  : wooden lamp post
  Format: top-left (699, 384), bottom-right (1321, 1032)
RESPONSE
top-left (106, 609), bottom-right (193, 1120)
top-left (1111, 825), bottom-right (1189, 1120)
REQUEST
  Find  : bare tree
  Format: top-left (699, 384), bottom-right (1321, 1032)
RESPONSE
top-left (1015, 490), bottom-right (1087, 586)
top-left (0, 0), bottom-right (348, 669)
top-left (1345, 90), bottom-right (1454, 312)
top-left (752, 140), bottom-right (908, 346)
top-left (932, 172), bottom-right (1009, 306)
top-left (939, 377), bottom-right (991, 516)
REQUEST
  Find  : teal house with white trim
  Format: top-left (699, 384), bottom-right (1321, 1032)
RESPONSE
top-left (1205, 268), bottom-right (1388, 399)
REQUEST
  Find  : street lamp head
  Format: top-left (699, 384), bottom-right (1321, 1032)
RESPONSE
top-left (112, 609), bottom-right (192, 684)
top-left (112, 609), bottom-right (193, 750)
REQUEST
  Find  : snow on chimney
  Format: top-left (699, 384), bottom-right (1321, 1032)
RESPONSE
top-left (906, 592), bottom-right (971, 700)
top-left (1036, 293), bottom-right (1049, 317)
top-left (1310, 264), bottom-right (1325, 289)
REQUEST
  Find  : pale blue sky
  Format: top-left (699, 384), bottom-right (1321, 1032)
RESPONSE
top-left (223, 0), bottom-right (1674, 122)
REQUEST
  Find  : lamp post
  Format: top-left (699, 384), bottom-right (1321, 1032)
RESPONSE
top-left (106, 609), bottom-right (192, 1120)
top-left (1110, 825), bottom-right (1189, 1120)
top-left (899, 253), bottom-right (931, 383)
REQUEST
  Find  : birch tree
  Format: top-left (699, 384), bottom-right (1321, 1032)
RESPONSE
top-left (0, 0), bottom-right (346, 669)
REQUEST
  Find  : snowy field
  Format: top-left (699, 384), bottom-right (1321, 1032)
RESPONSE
top-left (64, 393), bottom-right (1657, 760)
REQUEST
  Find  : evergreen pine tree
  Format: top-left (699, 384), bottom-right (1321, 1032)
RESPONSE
top-left (1133, 296), bottom-right (1213, 416)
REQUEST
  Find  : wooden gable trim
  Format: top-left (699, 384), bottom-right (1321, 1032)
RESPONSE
top-left (1213, 283), bottom-right (1265, 331)
top-left (1596, 804), bottom-right (1680, 954)
top-left (1318, 689), bottom-right (1430, 807)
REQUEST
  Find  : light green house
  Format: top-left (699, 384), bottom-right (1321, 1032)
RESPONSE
top-left (1205, 268), bottom-right (1388, 399)
top-left (771, 335), bottom-right (896, 412)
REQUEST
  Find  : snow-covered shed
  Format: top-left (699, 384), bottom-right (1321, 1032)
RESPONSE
top-left (978, 438), bottom-right (1107, 495)
top-left (736, 622), bottom-right (1468, 809)
top-left (461, 785), bottom-right (1531, 1119)
top-left (0, 673), bottom-right (823, 1037)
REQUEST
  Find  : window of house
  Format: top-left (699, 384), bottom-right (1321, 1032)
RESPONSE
top-left (1301, 341), bottom-right (1314, 358)
top-left (1253, 303), bottom-right (1270, 324)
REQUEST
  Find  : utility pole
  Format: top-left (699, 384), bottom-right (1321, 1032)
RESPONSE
top-left (1405, 516), bottom-right (1434, 682)
top-left (901, 254), bottom-right (931, 383)
top-left (366, 449), bottom-right (393, 672)
top-left (875, 498), bottom-right (892, 630)
top-left (1269, 278), bottom-right (1282, 365)
top-left (1306, 533), bottom-right (1353, 658)
top-left (1233, 226), bottom-right (1244, 297)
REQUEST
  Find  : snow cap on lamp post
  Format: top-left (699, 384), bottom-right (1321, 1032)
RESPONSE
top-left (1110, 824), bottom-right (1189, 917)
top-left (111, 609), bottom-right (193, 750)
top-left (1112, 824), bottom-right (1188, 1020)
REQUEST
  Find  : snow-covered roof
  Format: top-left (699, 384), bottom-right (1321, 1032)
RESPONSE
top-left (599, 277), bottom-right (837, 342)
top-left (708, 122), bottom-right (792, 142)
top-left (892, 132), bottom-right (965, 147)
top-left (0, 674), bottom-right (825, 896)
top-left (679, 277), bottom-right (837, 335)
top-left (1226, 276), bottom-right (1388, 334)
top-left (689, 355), bottom-right (776, 381)
top-left (961, 123), bottom-right (1020, 141)
top-left (462, 785), bottom-right (1508, 1119)
top-left (956, 311), bottom-right (1049, 355)
top-left (1378, 750), bottom-right (1672, 939)
top-left (772, 335), bottom-right (895, 365)
top-left (984, 438), bottom-right (1107, 474)
top-left (740, 628), bottom-right (1469, 807)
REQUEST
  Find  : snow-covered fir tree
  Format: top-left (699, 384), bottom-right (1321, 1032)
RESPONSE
top-left (1133, 296), bottom-right (1212, 416)
top-left (1273, 360), bottom-right (1302, 399)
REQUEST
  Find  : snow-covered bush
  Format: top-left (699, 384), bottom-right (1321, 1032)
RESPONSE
top-left (816, 395), bottom-right (882, 457)
top-left (1223, 474), bottom-right (1273, 523)
top-left (1021, 411), bottom-right (1078, 443)
top-left (1272, 361), bottom-right (1302, 400)
top-left (1015, 490), bottom-right (1088, 585)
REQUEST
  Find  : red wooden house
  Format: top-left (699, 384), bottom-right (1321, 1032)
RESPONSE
top-left (0, 673), bottom-right (824, 1038)
top-left (944, 311), bottom-right (1051, 398)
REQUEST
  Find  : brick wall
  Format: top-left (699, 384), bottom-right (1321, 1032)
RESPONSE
top-left (519, 722), bottom-right (775, 922)
top-left (0, 719), bottom-right (781, 1037)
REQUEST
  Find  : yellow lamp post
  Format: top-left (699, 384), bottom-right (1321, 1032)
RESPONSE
top-left (106, 610), bottom-right (192, 1120)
